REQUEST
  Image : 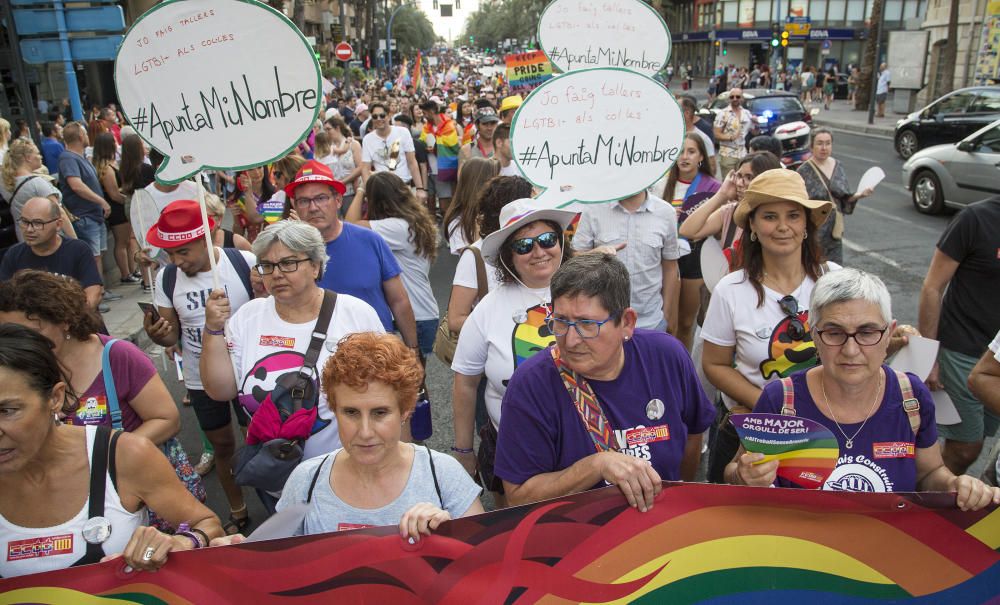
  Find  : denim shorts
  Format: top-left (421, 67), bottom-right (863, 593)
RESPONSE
top-left (416, 318), bottom-right (438, 356)
top-left (74, 215), bottom-right (108, 255)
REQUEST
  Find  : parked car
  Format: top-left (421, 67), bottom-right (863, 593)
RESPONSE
top-left (700, 89), bottom-right (813, 167)
top-left (894, 86), bottom-right (1000, 160)
top-left (901, 118), bottom-right (1000, 214)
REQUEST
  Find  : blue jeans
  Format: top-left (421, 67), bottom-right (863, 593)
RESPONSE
top-left (74, 215), bottom-right (107, 255)
top-left (416, 319), bottom-right (438, 356)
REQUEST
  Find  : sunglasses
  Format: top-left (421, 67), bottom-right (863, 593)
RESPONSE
top-left (778, 295), bottom-right (807, 341)
top-left (371, 113), bottom-right (388, 119)
top-left (510, 231), bottom-right (559, 255)
top-left (730, 96), bottom-right (743, 100)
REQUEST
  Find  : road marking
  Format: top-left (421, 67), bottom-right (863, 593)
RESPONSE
top-left (854, 203), bottom-right (941, 235)
top-left (842, 238), bottom-right (922, 277)
top-left (812, 124), bottom-right (894, 141)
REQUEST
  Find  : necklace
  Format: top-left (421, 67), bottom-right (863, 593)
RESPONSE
top-left (820, 369), bottom-right (883, 449)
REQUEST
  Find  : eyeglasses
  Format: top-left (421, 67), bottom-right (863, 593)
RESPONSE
top-left (546, 314), bottom-right (618, 339)
top-left (371, 113), bottom-right (388, 119)
top-left (730, 96), bottom-right (742, 100)
top-left (509, 231), bottom-right (559, 255)
top-left (815, 326), bottom-right (889, 347)
top-left (777, 295), bottom-right (807, 341)
top-left (272, 170), bottom-right (284, 179)
top-left (17, 217), bottom-right (59, 231)
top-left (254, 257), bottom-right (311, 275)
top-left (293, 194), bottom-right (333, 207)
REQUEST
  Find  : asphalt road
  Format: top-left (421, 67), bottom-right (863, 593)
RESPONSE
top-left (151, 129), bottom-right (975, 533)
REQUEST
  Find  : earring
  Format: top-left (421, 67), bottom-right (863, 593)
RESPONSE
top-left (64, 333), bottom-right (71, 341)
top-left (750, 232), bottom-right (757, 242)
top-left (803, 230), bottom-right (808, 239)
top-left (624, 335), bottom-right (630, 341)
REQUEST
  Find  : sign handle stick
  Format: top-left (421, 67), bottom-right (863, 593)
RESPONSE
top-left (129, 192), bottom-right (158, 306)
top-left (196, 176), bottom-right (222, 292)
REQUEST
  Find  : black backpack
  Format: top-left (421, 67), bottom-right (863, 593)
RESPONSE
top-left (162, 247), bottom-right (253, 301)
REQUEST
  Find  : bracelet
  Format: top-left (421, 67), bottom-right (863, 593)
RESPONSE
top-left (190, 527), bottom-right (210, 547)
top-left (175, 523), bottom-right (205, 549)
top-left (204, 327), bottom-right (225, 336)
top-left (451, 446), bottom-right (474, 454)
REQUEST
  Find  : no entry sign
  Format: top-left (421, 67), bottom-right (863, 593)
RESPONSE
top-left (335, 42), bottom-right (353, 61)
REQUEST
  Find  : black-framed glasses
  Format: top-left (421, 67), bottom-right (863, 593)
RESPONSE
top-left (509, 231), bottom-right (559, 255)
top-left (730, 96), bottom-right (742, 100)
top-left (816, 326), bottom-right (889, 347)
top-left (17, 217), bottom-right (59, 231)
top-left (293, 194), bottom-right (333, 207)
top-left (371, 113), bottom-right (388, 119)
top-left (254, 257), bottom-right (311, 275)
top-left (546, 314), bottom-right (618, 339)
top-left (778, 295), bottom-right (807, 341)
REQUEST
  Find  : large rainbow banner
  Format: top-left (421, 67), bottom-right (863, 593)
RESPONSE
top-left (1, 483), bottom-right (999, 603)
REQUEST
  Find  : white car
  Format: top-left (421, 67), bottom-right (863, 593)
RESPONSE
top-left (901, 118), bottom-right (1000, 214)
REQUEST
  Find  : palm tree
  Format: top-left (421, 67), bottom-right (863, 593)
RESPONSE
top-left (853, 0), bottom-right (883, 111)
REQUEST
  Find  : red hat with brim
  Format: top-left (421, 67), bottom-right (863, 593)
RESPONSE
top-left (284, 159), bottom-right (346, 199)
top-left (146, 199), bottom-right (216, 249)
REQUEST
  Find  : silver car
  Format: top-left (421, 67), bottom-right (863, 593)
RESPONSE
top-left (902, 118), bottom-right (1000, 214)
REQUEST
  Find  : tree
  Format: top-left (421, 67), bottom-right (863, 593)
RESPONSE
top-left (392, 7), bottom-right (436, 54)
top-left (853, 0), bottom-right (884, 111)
top-left (938, 0), bottom-right (960, 95)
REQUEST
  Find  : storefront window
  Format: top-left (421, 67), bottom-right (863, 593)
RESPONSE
top-left (756, 0), bottom-right (774, 24)
top-left (846, 0), bottom-right (865, 22)
top-left (885, 0), bottom-right (903, 21)
top-left (723, 0), bottom-right (738, 25)
top-left (902, 0), bottom-right (918, 19)
top-left (809, 0), bottom-right (827, 21)
top-left (827, 0), bottom-right (846, 23)
top-left (738, 0), bottom-right (755, 26)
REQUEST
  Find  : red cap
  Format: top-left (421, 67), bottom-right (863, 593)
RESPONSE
top-left (284, 159), bottom-right (346, 199)
top-left (145, 200), bottom-right (216, 249)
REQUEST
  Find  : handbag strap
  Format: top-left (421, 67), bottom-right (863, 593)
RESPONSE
top-left (463, 246), bottom-right (488, 300)
top-left (9, 175), bottom-right (40, 204)
top-left (101, 338), bottom-right (123, 430)
top-left (425, 445), bottom-right (443, 506)
top-left (549, 346), bottom-right (619, 453)
top-left (806, 159), bottom-right (837, 203)
top-left (289, 290), bottom-right (337, 415)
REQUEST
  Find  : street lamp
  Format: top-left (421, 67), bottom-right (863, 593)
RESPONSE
top-left (387, 2), bottom-right (415, 73)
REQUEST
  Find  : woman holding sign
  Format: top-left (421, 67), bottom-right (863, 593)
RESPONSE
top-left (725, 268), bottom-right (1000, 509)
top-left (700, 169), bottom-right (837, 484)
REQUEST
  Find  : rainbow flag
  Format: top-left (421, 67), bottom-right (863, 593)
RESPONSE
top-left (412, 51), bottom-right (422, 92)
top-left (420, 116), bottom-right (460, 182)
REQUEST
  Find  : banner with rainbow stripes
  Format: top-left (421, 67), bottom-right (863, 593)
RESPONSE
top-left (1, 483), bottom-right (998, 603)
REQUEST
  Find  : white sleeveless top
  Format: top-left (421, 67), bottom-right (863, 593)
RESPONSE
top-left (0, 425), bottom-right (148, 578)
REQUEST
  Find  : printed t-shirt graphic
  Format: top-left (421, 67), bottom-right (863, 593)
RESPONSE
top-left (760, 309), bottom-right (817, 379)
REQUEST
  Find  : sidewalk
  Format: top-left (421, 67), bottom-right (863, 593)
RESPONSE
top-left (665, 76), bottom-right (900, 138)
top-left (100, 274), bottom-right (153, 349)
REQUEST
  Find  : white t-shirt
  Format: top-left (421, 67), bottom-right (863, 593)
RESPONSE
top-left (700, 264), bottom-right (841, 409)
top-left (499, 162), bottom-right (519, 177)
top-left (362, 126), bottom-right (416, 183)
top-left (451, 240), bottom-right (501, 300)
top-left (153, 247), bottom-right (256, 389)
top-left (228, 294), bottom-right (385, 459)
top-left (451, 283), bottom-right (553, 427)
top-left (446, 218), bottom-right (469, 255)
top-left (369, 217), bottom-right (438, 321)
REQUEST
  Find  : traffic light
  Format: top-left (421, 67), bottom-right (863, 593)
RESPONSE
top-left (771, 22), bottom-right (780, 47)
top-left (469, 35), bottom-right (474, 44)
top-left (781, 31), bottom-right (789, 47)
top-left (722, 42), bottom-right (728, 56)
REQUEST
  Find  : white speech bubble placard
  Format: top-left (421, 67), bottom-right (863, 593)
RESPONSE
top-left (538, 0), bottom-right (671, 76)
top-left (114, 0), bottom-right (320, 184)
top-left (510, 68), bottom-right (684, 209)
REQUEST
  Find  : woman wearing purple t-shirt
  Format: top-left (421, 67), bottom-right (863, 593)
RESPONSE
top-left (726, 268), bottom-right (1000, 510)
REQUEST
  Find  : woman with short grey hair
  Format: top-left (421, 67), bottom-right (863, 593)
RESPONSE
top-left (725, 268), bottom-right (1000, 510)
top-left (201, 220), bottom-right (384, 515)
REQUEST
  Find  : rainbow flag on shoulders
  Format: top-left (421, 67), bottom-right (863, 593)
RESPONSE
top-left (420, 117), bottom-right (460, 182)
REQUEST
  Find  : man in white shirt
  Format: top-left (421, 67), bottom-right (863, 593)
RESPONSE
top-left (143, 199), bottom-right (256, 532)
top-left (876, 63), bottom-right (891, 118)
top-left (361, 102), bottom-right (426, 203)
top-left (492, 124), bottom-right (519, 177)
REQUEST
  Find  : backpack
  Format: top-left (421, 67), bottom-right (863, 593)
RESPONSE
top-left (778, 370), bottom-right (921, 437)
top-left (162, 247), bottom-right (253, 301)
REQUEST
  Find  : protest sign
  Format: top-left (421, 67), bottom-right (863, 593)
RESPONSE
top-left (2, 484), bottom-right (999, 603)
top-left (731, 413), bottom-right (840, 489)
top-left (510, 67), bottom-right (684, 209)
top-left (505, 50), bottom-right (554, 94)
top-left (537, 0), bottom-right (672, 76)
top-left (114, 0), bottom-right (321, 185)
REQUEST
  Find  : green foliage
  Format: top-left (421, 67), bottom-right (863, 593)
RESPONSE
top-left (462, 0), bottom-right (544, 48)
top-left (392, 6), bottom-right (436, 54)
top-left (323, 66), bottom-right (345, 80)
top-left (350, 67), bottom-right (367, 83)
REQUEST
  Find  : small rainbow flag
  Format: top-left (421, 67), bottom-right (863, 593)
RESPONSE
top-left (412, 51), bottom-right (422, 92)
top-left (730, 413), bottom-right (840, 489)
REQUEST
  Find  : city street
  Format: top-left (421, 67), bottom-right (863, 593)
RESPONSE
top-left (137, 128), bottom-right (968, 532)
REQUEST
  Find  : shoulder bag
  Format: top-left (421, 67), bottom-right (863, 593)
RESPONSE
top-left (433, 246), bottom-right (487, 366)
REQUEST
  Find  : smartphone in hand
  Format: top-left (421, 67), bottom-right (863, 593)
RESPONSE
top-left (137, 302), bottom-right (161, 323)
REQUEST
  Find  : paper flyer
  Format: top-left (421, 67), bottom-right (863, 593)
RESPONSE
top-left (730, 413), bottom-right (840, 489)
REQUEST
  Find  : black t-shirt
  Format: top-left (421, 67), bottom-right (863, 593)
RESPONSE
top-left (0, 238), bottom-right (103, 287)
top-left (937, 197), bottom-right (1000, 357)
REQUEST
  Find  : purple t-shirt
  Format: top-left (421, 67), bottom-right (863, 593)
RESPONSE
top-left (70, 334), bottom-right (157, 432)
top-left (755, 367), bottom-right (937, 493)
top-left (495, 329), bottom-right (716, 486)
